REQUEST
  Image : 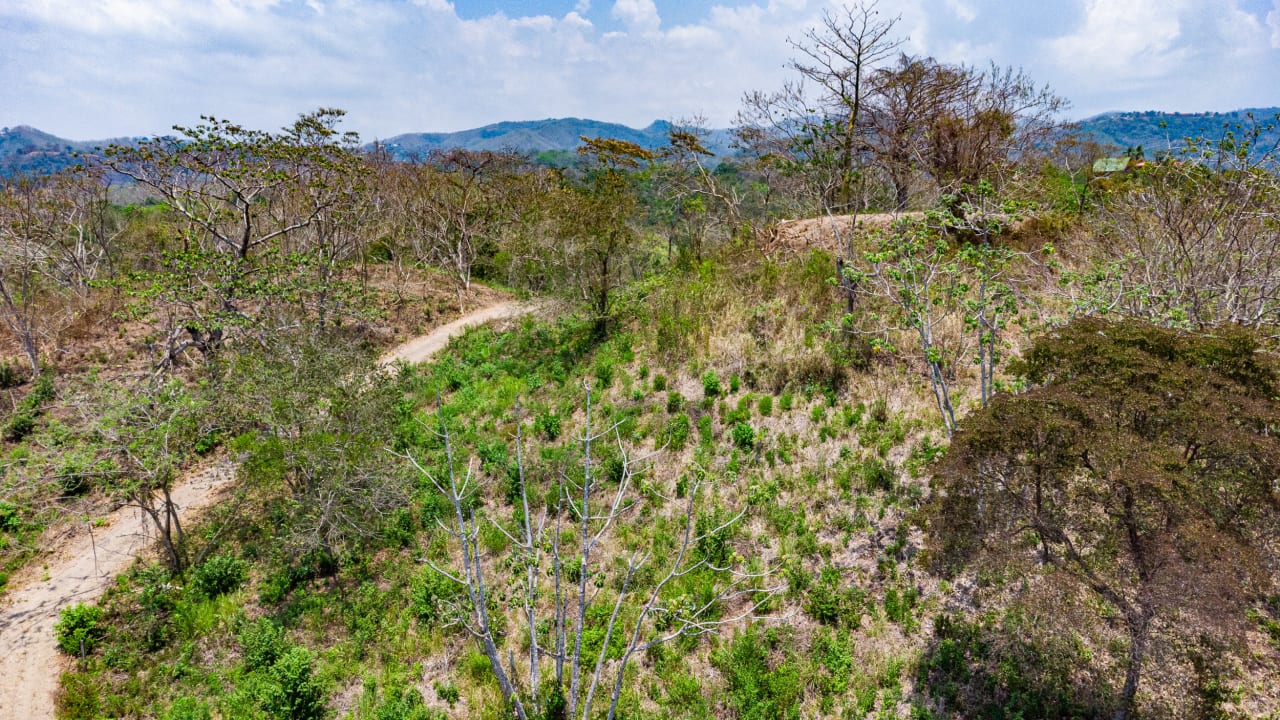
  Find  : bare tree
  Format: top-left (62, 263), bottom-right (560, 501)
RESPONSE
top-left (406, 388), bottom-right (778, 720)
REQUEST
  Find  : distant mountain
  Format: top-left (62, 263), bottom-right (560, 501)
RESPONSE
top-left (1073, 108), bottom-right (1280, 155)
top-left (6, 108), bottom-right (1279, 178)
top-left (375, 118), bottom-right (737, 160)
top-left (0, 125), bottom-right (140, 177)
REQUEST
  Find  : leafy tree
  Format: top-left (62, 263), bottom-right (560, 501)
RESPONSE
top-left (928, 318), bottom-right (1280, 719)
top-left (103, 109), bottom-right (370, 366)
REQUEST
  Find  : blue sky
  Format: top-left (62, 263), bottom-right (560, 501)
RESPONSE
top-left (2, 0), bottom-right (1278, 140)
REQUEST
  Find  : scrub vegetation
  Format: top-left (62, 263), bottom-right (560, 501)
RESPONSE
top-left (2, 4), bottom-right (1279, 719)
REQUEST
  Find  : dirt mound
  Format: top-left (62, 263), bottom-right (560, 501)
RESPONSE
top-left (765, 212), bottom-right (923, 256)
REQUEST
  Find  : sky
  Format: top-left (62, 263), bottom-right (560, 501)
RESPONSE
top-left (2, 0), bottom-right (1278, 141)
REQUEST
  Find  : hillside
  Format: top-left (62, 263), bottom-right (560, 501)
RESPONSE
top-left (0, 126), bottom-right (138, 177)
top-left (376, 117), bottom-right (736, 160)
top-left (1074, 107), bottom-right (1280, 154)
top-left (6, 108), bottom-right (1279, 177)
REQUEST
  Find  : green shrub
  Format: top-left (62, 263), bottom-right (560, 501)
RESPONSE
top-left (263, 647), bottom-right (325, 720)
top-left (779, 391), bottom-right (794, 412)
top-left (662, 413), bottom-right (691, 450)
top-left (3, 411), bottom-right (37, 442)
top-left (861, 458), bottom-right (895, 493)
top-left (712, 627), bottom-right (803, 720)
top-left (731, 422), bottom-right (755, 450)
top-left (54, 671), bottom-right (101, 718)
top-left (729, 374), bottom-right (741, 393)
top-left (0, 500), bottom-right (19, 532)
top-left (652, 374), bottom-right (667, 392)
top-left (0, 359), bottom-right (25, 389)
top-left (237, 617), bottom-right (287, 671)
top-left (163, 696), bottom-right (212, 720)
top-left (702, 370), bottom-right (721, 398)
top-left (54, 603), bottom-right (104, 655)
top-left (757, 395), bottom-right (773, 417)
top-left (697, 415), bottom-right (713, 446)
top-left (666, 391), bottom-right (684, 414)
top-left (433, 680), bottom-right (460, 706)
top-left (377, 685), bottom-right (442, 720)
top-left (594, 359), bottom-right (615, 388)
top-left (411, 566), bottom-right (460, 626)
top-left (536, 411), bottom-right (562, 441)
top-left (190, 554), bottom-right (248, 598)
top-left (805, 567), bottom-right (865, 629)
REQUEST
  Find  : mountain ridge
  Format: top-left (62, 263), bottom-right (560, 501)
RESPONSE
top-left (4, 107), bottom-right (1278, 176)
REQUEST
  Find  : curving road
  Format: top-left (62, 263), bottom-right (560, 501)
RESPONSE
top-left (0, 299), bottom-right (535, 719)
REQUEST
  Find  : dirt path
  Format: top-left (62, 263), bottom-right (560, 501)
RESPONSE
top-left (0, 299), bottom-right (536, 720)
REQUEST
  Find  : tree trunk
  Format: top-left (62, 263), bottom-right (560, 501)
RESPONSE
top-left (1114, 612), bottom-right (1151, 720)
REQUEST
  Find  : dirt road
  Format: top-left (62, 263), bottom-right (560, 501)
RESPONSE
top-left (0, 300), bottom-right (534, 719)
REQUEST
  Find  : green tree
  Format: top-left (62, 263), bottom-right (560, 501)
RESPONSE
top-left (104, 108), bottom-right (370, 366)
top-left (929, 318), bottom-right (1280, 719)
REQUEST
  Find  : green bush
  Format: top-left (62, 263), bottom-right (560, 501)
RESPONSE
top-left (237, 617), bottom-right (287, 671)
top-left (652, 374), bottom-right (667, 392)
top-left (54, 603), bottom-right (104, 655)
top-left (757, 395), bottom-right (773, 417)
top-left (779, 391), bottom-right (794, 412)
top-left (3, 411), bottom-right (37, 442)
top-left (666, 391), bottom-right (684, 413)
top-left (0, 500), bottom-right (19, 532)
top-left (163, 696), bottom-right (212, 720)
top-left (0, 359), bottom-right (25, 389)
top-left (190, 554), bottom-right (248, 598)
top-left (536, 411), bottom-right (562, 441)
top-left (263, 647), bottom-right (326, 720)
top-left (729, 374), bottom-right (741, 393)
top-left (731, 422), bottom-right (755, 450)
top-left (411, 566), bottom-right (460, 626)
top-left (702, 370), bottom-right (721, 398)
top-left (712, 627), bottom-right (803, 720)
top-left (663, 413), bottom-right (691, 450)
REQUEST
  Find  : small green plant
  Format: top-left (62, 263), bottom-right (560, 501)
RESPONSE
top-left (757, 395), bottom-right (773, 417)
top-left (729, 374), bottom-right (741, 393)
top-left (190, 554), bottom-right (248, 598)
top-left (411, 566), bottom-right (460, 626)
top-left (731, 422), bottom-right (755, 450)
top-left (54, 603), bottom-right (104, 655)
top-left (702, 370), bottom-right (722, 398)
top-left (666, 391), bottom-right (684, 414)
top-left (652, 373), bottom-right (667, 392)
top-left (663, 413), bottom-right (691, 450)
top-left (163, 697), bottom-right (212, 720)
top-left (780, 391), bottom-right (794, 412)
top-left (434, 680), bottom-right (460, 706)
top-left (263, 647), bottom-right (326, 720)
top-left (0, 500), bottom-right (19, 532)
top-left (536, 411), bottom-right (562, 441)
top-left (237, 617), bottom-right (287, 671)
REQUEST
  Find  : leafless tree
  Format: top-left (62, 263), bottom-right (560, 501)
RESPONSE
top-left (406, 388), bottom-right (778, 720)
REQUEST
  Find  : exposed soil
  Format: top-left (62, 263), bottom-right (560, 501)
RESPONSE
top-left (0, 298), bottom-right (538, 720)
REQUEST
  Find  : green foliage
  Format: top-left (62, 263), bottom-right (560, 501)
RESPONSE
top-left (779, 391), bottom-right (793, 412)
top-left (55, 603), bottom-right (105, 655)
top-left (805, 567), bottom-right (864, 629)
top-left (0, 500), bottom-right (19, 532)
top-left (4, 372), bottom-right (54, 441)
top-left (189, 555), bottom-right (248, 598)
top-left (411, 566), bottom-right (460, 626)
top-left (237, 617), bottom-right (287, 672)
top-left (662, 413), bottom-right (691, 450)
top-left (730, 422), bottom-right (755, 450)
top-left (918, 613), bottom-right (1098, 719)
top-left (701, 370), bottom-right (721, 398)
top-left (712, 627), bottom-right (803, 720)
top-left (757, 394), bottom-right (773, 417)
top-left (163, 696), bottom-right (213, 720)
top-left (262, 647), bottom-right (326, 720)
top-left (665, 390), bottom-right (684, 413)
top-left (535, 411), bottom-right (562, 441)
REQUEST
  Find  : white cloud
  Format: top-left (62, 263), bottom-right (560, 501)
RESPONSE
top-left (1, 0), bottom-right (1278, 139)
top-left (944, 0), bottom-right (976, 23)
top-left (611, 0), bottom-right (660, 33)
top-left (1269, 0), bottom-right (1280, 47)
